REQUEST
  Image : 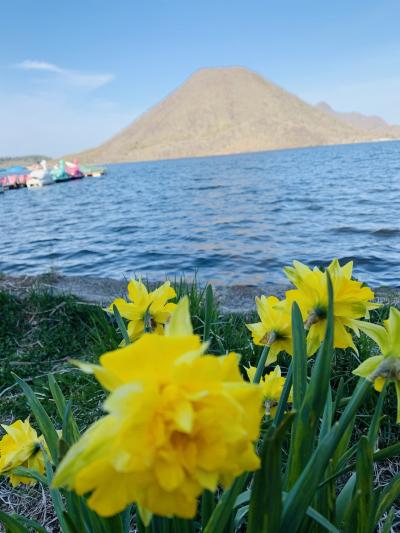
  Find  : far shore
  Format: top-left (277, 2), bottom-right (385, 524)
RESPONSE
top-left (1, 274), bottom-right (399, 315)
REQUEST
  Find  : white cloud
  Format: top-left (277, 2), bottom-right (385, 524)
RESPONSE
top-left (16, 60), bottom-right (114, 89)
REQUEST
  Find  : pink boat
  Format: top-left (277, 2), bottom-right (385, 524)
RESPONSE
top-left (0, 174), bottom-right (28, 189)
top-left (1, 174), bottom-right (28, 189)
top-left (66, 159), bottom-right (84, 179)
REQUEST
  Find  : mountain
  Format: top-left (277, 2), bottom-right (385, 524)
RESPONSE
top-left (71, 67), bottom-right (400, 164)
top-left (316, 101), bottom-right (400, 137)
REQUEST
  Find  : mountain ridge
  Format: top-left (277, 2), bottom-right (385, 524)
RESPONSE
top-left (68, 67), bottom-right (400, 164)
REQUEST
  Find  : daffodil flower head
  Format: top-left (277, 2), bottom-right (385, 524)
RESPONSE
top-left (246, 365), bottom-right (289, 417)
top-left (108, 279), bottom-right (176, 342)
top-left (284, 259), bottom-right (379, 356)
top-left (0, 418), bottom-right (46, 487)
top-left (54, 298), bottom-right (264, 520)
top-left (353, 307), bottom-right (400, 422)
top-left (246, 296), bottom-right (293, 365)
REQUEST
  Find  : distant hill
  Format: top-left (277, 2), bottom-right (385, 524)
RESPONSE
top-left (316, 101), bottom-right (400, 137)
top-left (67, 67), bottom-right (400, 164)
top-left (0, 155), bottom-right (49, 168)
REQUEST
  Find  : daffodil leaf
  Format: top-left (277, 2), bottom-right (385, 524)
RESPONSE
top-left (112, 304), bottom-right (131, 345)
top-left (336, 473), bottom-right (356, 526)
top-left (291, 301), bottom-right (307, 410)
top-left (272, 363), bottom-right (293, 427)
top-left (367, 381), bottom-right (387, 449)
top-left (285, 273), bottom-right (334, 490)
top-left (374, 472), bottom-right (400, 525)
top-left (11, 466), bottom-right (47, 485)
top-left (305, 506), bottom-right (340, 533)
top-left (0, 511), bottom-right (42, 532)
top-left (380, 507), bottom-right (395, 533)
top-left (354, 436), bottom-right (374, 530)
top-left (12, 373), bottom-right (59, 465)
top-left (247, 413), bottom-right (294, 533)
top-left (281, 378), bottom-right (371, 532)
top-left (203, 473), bottom-right (248, 533)
top-left (48, 374), bottom-right (80, 444)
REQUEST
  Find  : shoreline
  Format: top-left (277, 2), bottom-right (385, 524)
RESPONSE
top-left (1, 274), bottom-right (399, 314)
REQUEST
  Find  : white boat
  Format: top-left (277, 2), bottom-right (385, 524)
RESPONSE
top-left (26, 161), bottom-right (53, 188)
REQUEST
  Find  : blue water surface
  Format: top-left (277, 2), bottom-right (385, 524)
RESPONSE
top-left (1, 141), bottom-right (400, 286)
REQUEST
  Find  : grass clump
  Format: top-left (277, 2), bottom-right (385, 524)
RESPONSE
top-left (0, 291), bottom-right (119, 428)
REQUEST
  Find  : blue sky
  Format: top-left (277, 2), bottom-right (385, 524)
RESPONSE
top-left (1, 0), bottom-right (399, 156)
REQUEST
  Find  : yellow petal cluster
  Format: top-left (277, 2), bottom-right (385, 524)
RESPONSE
top-left (284, 259), bottom-right (378, 355)
top-left (353, 307), bottom-right (400, 422)
top-left (0, 418), bottom-right (46, 487)
top-left (108, 280), bottom-right (176, 341)
top-left (246, 365), bottom-right (289, 417)
top-left (246, 296), bottom-right (293, 365)
top-left (54, 299), bottom-right (264, 519)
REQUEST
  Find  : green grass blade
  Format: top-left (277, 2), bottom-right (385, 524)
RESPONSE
top-left (380, 508), bottom-right (395, 533)
top-left (305, 506), bottom-right (340, 533)
top-left (281, 378), bottom-right (371, 532)
top-left (13, 373), bottom-right (59, 464)
top-left (321, 440), bottom-right (400, 490)
top-left (253, 344), bottom-right (270, 383)
top-left (203, 473), bottom-right (248, 533)
top-left (286, 273), bottom-right (334, 490)
top-left (48, 374), bottom-right (80, 444)
top-left (291, 302), bottom-right (307, 410)
top-left (313, 387), bottom-right (335, 525)
top-left (10, 466), bottom-right (47, 485)
top-left (12, 516), bottom-right (48, 533)
top-left (354, 436), bottom-right (373, 530)
top-left (319, 387), bottom-right (333, 441)
top-left (201, 490), bottom-right (215, 528)
top-left (203, 284), bottom-right (214, 342)
top-left (0, 512), bottom-right (32, 533)
top-left (272, 362), bottom-right (293, 427)
top-left (373, 441), bottom-right (400, 461)
top-left (374, 472), bottom-right (400, 524)
top-left (171, 517), bottom-right (195, 533)
top-left (332, 377), bottom-right (345, 414)
top-left (61, 399), bottom-right (80, 447)
top-left (112, 304), bottom-right (131, 345)
top-left (48, 373), bottom-right (67, 419)
top-left (335, 473), bottom-right (356, 527)
top-left (247, 413), bottom-right (294, 533)
top-left (44, 452), bottom-right (70, 533)
top-left (367, 382), bottom-right (387, 450)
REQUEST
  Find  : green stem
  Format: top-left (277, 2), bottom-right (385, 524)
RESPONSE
top-left (272, 362), bottom-right (293, 428)
top-left (201, 490), bottom-right (215, 527)
top-left (281, 378), bottom-right (371, 531)
top-left (203, 474), bottom-right (248, 533)
top-left (253, 344), bottom-right (271, 384)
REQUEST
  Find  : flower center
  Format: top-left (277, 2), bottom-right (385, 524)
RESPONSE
top-left (305, 305), bottom-right (327, 330)
top-left (260, 330), bottom-right (278, 346)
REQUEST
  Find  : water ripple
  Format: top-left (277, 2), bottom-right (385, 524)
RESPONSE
top-left (1, 140), bottom-right (400, 286)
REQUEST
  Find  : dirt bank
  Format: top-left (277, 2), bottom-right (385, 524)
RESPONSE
top-left (1, 274), bottom-right (399, 315)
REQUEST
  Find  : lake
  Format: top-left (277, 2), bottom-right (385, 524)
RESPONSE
top-left (1, 141), bottom-right (400, 286)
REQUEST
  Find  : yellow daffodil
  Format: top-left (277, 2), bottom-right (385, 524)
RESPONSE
top-left (353, 307), bottom-right (400, 422)
top-left (283, 259), bottom-right (378, 355)
top-left (54, 298), bottom-right (264, 520)
top-left (246, 365), bottom-right (290, 417)
top-left (0, 418), bottom-right (46, 487)
top-left (108, 279), bottom-right (176, 341)
top-left (246, 296), bottom-right (293, 365)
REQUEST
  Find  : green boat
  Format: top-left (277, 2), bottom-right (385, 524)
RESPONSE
top-left (51, 160), bottom-right (70, 183)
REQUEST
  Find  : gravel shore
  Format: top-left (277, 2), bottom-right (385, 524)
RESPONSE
top-left (1, 274), bottom-right (399, 314)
